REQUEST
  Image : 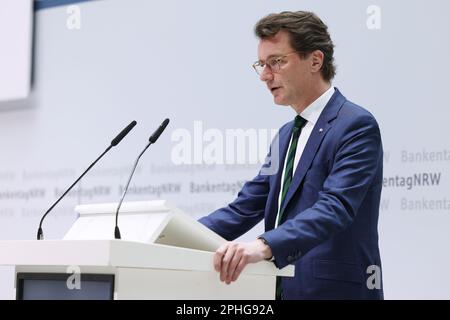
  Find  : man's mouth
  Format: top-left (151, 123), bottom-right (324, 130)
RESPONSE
top-left (270, 87), bottom-right (281, 93)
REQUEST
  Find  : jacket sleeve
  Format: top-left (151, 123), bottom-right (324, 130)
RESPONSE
top-left (260, 113), bottom-right (383, 268)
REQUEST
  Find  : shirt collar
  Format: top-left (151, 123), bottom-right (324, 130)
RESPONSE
top-left (299, 86), bottom-right (335, 125)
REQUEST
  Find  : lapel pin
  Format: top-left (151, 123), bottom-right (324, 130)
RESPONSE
top-left (319, 128), bottom-right (324, 132)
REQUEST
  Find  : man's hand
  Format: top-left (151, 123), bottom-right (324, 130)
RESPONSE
top-left (213, 239), bottom-right (273, 284)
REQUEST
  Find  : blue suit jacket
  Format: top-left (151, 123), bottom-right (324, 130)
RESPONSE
top-left (199, 88), bottom-right (384, 299)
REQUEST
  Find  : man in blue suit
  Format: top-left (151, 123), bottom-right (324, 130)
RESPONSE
top-left (199, 11), bottom-right (383, 299)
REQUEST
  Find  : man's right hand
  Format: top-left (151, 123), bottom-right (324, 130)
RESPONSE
top-left (213, 239), bottom-right (273, 284)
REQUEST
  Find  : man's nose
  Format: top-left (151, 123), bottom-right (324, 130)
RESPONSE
top-left (259, 66), bottom-right (274, 82)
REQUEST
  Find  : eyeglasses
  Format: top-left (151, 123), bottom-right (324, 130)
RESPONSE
top-left (252, 51), bottom-right (299, 75)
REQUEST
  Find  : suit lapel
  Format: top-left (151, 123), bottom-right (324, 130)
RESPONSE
top-left (278, 88), bottom-right (346, 218)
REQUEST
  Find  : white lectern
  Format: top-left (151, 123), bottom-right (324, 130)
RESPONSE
top-left (0, 200), bottom-right (294, 300)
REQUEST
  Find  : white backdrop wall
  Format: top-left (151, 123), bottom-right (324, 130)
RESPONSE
top-left (1, 0), bottom-right (449, 299)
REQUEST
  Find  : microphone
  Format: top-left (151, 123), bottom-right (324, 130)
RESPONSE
top-left (149, 118), bottom-right (170, 143)
top-left (114, 118), bottom-right (170, 239)
top-left (36, 120), bottom-right (137, 240)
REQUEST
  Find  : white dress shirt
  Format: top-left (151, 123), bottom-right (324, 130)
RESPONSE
top-left (275, 86), bottom-right (335, 227)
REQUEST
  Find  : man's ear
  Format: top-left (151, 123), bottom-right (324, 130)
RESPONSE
top-left (310, 50), bottom-right (324, 73)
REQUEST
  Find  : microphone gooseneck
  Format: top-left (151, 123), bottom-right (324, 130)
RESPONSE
top-left (36, 120), bottom-right (137, 240)
top-left (114, 118), bottom-right (169, 239)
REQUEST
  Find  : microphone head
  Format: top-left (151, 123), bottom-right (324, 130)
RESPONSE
top-left (149, 118), bottom-right (170, 144)
top-left (111, 120), bottom-right (137, 146)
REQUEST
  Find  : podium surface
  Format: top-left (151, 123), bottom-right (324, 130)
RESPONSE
top-left (0, 201), bottom-right (294, 299)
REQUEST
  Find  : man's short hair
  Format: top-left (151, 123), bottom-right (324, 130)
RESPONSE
top-left (255, 11), bottom-right (336, 81)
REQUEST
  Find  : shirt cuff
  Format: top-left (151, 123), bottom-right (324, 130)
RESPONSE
top-left (257, 236), bottom-right (275, 261)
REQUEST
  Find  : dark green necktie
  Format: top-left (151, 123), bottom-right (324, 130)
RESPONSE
top-left (276, 115), bottom-right (307, 300)
top-left (278, 115), bottom-right (307, 224)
